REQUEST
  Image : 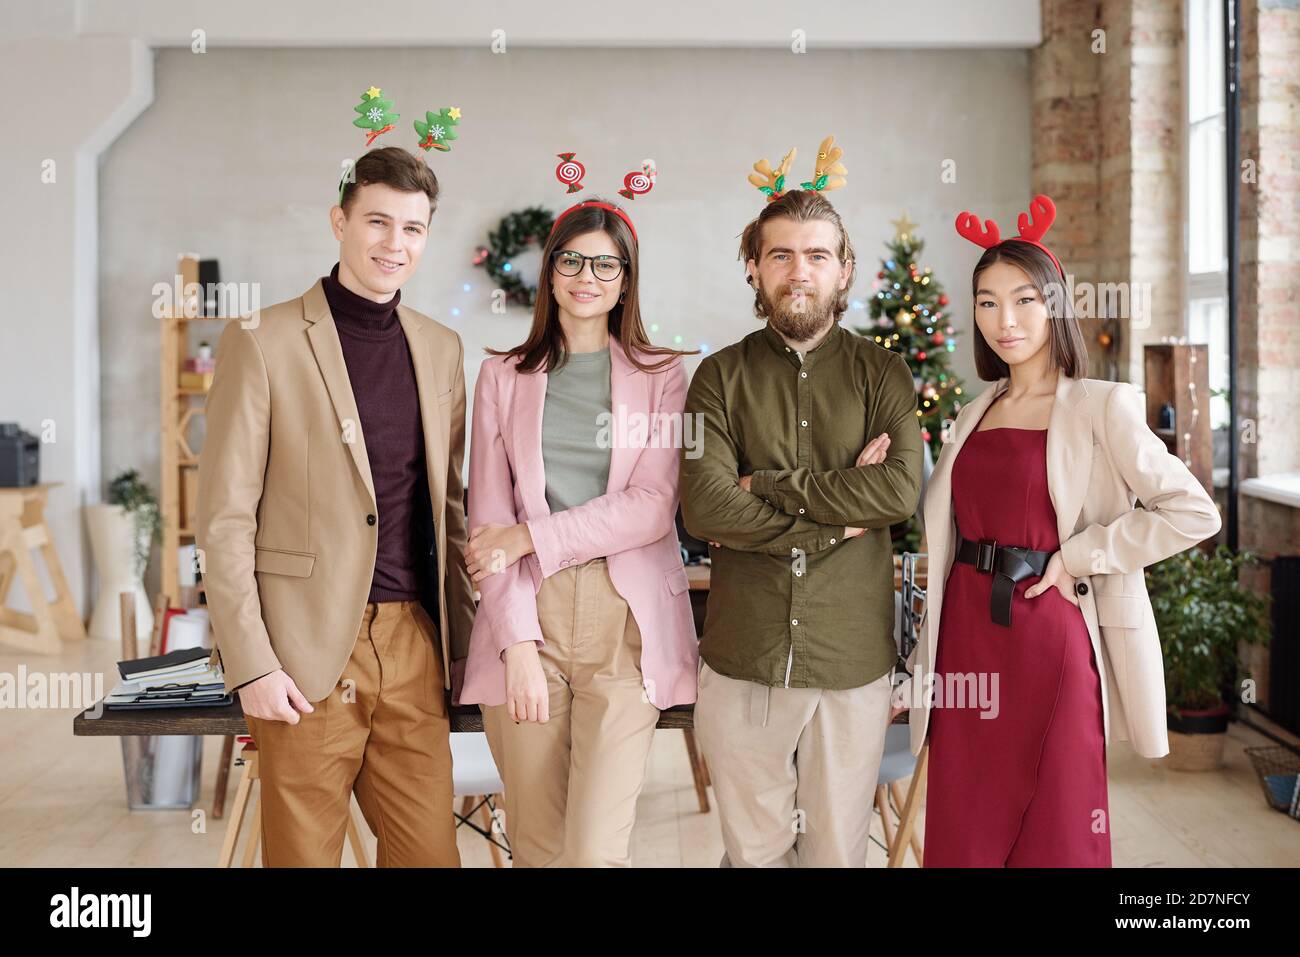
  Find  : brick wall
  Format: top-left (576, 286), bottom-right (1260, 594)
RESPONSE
top-left (1032, 0), bottom-right (1181, 382)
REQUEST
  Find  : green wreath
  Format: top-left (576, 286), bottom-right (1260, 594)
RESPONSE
top-left (474, 206), bottom-right (556, 308)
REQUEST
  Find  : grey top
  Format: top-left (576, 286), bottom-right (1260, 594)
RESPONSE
top-left (541, 347), bottom-right (613, 513)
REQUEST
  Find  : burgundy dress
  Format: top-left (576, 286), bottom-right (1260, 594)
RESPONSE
top-left (923, 427), bottom-right (1111, 867)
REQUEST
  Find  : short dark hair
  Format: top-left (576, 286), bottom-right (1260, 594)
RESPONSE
top-left (970, 241), bottom-right (1089, 380)
top-left (737, 189), bottom-right (857, 321)
top-left (339, 146), bottom-right (439, 219)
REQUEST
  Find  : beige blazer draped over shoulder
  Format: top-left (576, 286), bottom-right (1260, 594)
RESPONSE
top-left (899, 374), bottom-right (1222, 759)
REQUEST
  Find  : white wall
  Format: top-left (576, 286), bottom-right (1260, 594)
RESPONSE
top-left (99, 46), bottom-right (1031, 596)
top-left (6, 0), bottom-right (1036, 615)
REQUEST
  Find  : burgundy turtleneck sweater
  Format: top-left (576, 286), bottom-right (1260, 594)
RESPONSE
top-left (322, 262), bottom-right (428, 603)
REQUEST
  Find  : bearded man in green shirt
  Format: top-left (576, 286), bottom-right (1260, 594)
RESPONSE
top-left (681, 187), bottom-right (924, 867)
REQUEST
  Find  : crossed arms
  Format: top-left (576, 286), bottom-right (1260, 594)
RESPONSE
top-left (679, 351), bottom-right (924, 554)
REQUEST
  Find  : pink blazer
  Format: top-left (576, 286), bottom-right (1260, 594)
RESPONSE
top-left (459, 338), bottom-right (699, 710)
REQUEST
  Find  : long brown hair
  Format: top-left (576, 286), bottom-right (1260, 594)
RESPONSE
top-left (487, 198), bottom-right (695, 373)
top-left (970, 240), bottom-right (1088, 381)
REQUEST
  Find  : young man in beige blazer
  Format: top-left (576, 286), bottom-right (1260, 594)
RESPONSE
top-left (197, 146), bottom-right (475, 867)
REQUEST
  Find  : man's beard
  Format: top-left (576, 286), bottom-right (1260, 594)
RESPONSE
top-left (758, 280), bottom-right (836, 341)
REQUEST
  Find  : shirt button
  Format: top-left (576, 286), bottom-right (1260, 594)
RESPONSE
top-left (791, 619), bottom-right (799, 626)
top-left (366, 514), bottom-right (376, 526)
top-left (798, 508), bottom-right (805, 514)
top-left (800, 420), bottom-right (808, 427)
top-left (791, 547), bottom-right (798, 555)
top-left (800, 371), bottom-right (808, 378)
top-left (1076, 581), bottom-right (1089, 595)
top-left (830, 537), bottom-right (837, 544)
top-left (794, 570), bottom-right (803, 577)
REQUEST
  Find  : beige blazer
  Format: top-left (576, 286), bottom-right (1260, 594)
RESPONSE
top-left (898, 374), bottom-right (1222, 759)
top-left (196, 279), bottom-right (476, 700)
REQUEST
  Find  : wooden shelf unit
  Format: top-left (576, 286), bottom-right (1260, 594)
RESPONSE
top-left (1142, 343), bottom-right (1213, 498)
top-left (160, 254), bottom-right (237, 605)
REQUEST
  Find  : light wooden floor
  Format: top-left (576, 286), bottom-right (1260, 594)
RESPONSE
top-left (2, 636), bottom-right (1298, 867)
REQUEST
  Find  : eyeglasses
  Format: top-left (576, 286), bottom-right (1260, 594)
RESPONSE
top-left (551, 250), bottom-right (627, 282)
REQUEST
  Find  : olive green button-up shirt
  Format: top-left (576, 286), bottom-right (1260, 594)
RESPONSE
top-left (680, 321), bottom-right (923, 690)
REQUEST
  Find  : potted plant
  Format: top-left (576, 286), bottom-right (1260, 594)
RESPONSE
top-left (84, 469), bottom-right (161, 645)
top-left (1146, 545), bottom-right (1270, 771)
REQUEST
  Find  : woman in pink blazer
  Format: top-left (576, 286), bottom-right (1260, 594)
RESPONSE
top-left (459, 197), bottom-right (698, 867)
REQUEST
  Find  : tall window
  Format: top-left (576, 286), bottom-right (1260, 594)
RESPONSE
top-left (1186, 0), bottom-right (1229, 429)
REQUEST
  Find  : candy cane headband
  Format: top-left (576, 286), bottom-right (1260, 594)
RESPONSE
top-left (955, 194), bottom-right (1064, 278)
top-left (551, 153), bottom-right (657, 244)
top-left (748, 135), bottom-right (847, 203)
top-left (338, 85), bottom-right (462, 203)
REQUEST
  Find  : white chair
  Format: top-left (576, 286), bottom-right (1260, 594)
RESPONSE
top-left (452, 732), bottom-right (510, 867)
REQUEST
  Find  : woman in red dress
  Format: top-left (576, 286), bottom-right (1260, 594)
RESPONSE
top-left (921, 201), bottom-right (1107, 866)
top-left (892, 195), bottom-right (1221, 867)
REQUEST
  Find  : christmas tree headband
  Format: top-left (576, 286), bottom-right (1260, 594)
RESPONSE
top-left (747, 135), bottom-right (847, 203)
top-left (551, 153), bottom-right (657, 245)
top-left (338, 86), bottom-right (462, 204)
top-left (955, 194), bottom-right (1064, 278)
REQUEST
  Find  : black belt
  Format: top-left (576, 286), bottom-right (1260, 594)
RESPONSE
top-left (954, 535), bottom-right (1052, 628)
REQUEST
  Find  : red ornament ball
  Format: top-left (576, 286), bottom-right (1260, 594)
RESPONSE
top-left (938, 294), bottom-right (949, 306)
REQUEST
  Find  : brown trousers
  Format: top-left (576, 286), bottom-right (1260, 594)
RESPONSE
top-left (481, 558), bottom-right (660, 867)
top-left (244, 600), bottom-right (460, 867)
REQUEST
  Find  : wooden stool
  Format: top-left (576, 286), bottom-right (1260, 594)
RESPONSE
top-left (0, 483), bottom-right (85, 654)
top-left (217, 737), bottom-right (371, 867)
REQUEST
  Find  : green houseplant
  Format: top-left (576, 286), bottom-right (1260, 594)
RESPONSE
top-left (1145, 545), bottom-right (1270, 770)
top-left (107, 469), bottom-right (162, 579)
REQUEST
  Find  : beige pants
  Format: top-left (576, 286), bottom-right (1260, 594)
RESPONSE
top-left (481, 557), bottom-right (660, 867)
top-left (693, 660), bottom-right (894, 867)
top-left (245, 600), bottom-right (459, 867)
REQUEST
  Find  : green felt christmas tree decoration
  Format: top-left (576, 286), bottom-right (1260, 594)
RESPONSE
top-left (414, 107), bottom-right (461, 152)
top-left (353, 86), bottom-right (399, 146)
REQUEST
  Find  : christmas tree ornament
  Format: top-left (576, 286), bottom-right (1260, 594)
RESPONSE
top-left (954, 194), bottom-right (1064, 278)
top-left (891, 212), bottom-right (919, 241)
top-left (555, 152), bottom-right (586, 193)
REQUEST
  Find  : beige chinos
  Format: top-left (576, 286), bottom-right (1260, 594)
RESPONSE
top-left (481, 557), bottom-right (661, 867)
top-left (693, 660), bottom-right (894, 867)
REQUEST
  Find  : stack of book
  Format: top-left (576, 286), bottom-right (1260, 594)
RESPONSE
top-left (103, 647), bottom-right (231, 710)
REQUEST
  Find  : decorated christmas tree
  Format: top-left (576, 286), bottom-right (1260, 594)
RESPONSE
top-left (854, 214), bottom-right (966, 552)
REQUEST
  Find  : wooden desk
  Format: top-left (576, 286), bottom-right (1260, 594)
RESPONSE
top-left (72, 700), bottom-right (698, 737)
top-left (0, 482), bottom-right (85, 653)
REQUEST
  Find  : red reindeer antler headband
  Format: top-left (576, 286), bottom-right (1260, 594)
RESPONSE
top-left (955, 194), bottom-right (1064, 278)
top-left (550, 152), bottom-right (656, 244)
